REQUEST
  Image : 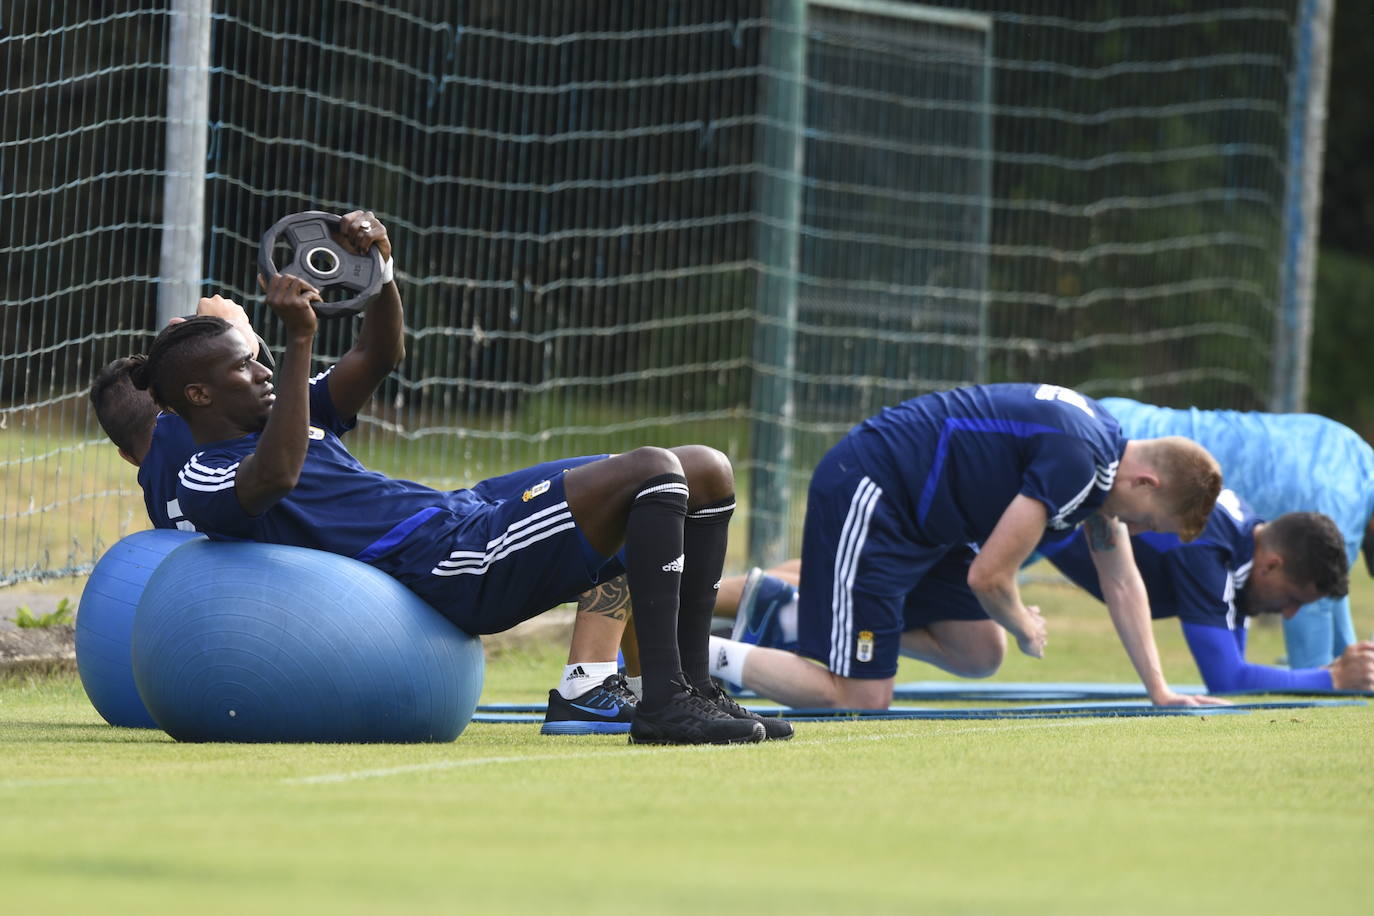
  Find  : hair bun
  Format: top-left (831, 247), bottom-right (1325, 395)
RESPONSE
top-left (126, 354), bottom-right (151, 390)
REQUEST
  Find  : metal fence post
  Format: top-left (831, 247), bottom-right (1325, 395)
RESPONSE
top-left (748, 0), bottom-right (806, 568)
top-left (1272, 0), bottom-right (1333, 413)
top-left (157, 0), bottom-right (212, 326)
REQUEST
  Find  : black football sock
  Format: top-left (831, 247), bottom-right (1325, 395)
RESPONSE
top-left (622, 473), bottom-right (688, 708)
top-left (678, 494), bottom-right (735, 691)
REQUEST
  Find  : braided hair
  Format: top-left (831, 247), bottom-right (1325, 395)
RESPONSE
top-left (128, 316), bottom-right (234, 411)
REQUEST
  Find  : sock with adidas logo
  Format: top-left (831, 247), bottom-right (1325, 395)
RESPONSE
top-left (708, 635), bottom-right (755, 688)
top-left (556, 661), bottom-right (618, 700)
top-left (679, 494), bottom-right (735, 692)
top-left (623, 473), bottom-right (688, 707)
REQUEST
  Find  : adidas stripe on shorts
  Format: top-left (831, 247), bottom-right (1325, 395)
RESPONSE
top-left (392, 455), bottom-right (624, 635)
top-left (795, 438), bottom-right (988, 680)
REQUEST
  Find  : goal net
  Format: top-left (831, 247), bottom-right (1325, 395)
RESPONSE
top-left (0, 0), bottom-right (1323, 582)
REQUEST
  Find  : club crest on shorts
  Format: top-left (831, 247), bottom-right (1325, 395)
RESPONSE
top-left (521, 480), bottom-right (551, 502)
top-left (307, 426), bottom-right (325, 440)
top-left (855, 630), bottom-right (875, 663)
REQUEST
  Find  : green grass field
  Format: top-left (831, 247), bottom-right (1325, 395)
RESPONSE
top-left (2, 574), bottom-right (1371, 915)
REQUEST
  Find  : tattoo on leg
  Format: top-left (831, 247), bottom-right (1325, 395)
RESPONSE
top-left (576, 575), bottom-right (632, 620)
top-left (1085, 514), bottom-right (1117, 552)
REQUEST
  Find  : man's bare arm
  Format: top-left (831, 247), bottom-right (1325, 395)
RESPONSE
top-left (1087, 512), bottom-right (1229, 707)
top-left (967, 494), bottom-right (1049, 658)
top-left (234, 274), bottom-right (318, 515)
top-left (327, 211), bottom-right (405, 419)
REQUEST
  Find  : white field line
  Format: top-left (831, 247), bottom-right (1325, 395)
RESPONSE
top-left (280, 718), bottom-right (1109, 786)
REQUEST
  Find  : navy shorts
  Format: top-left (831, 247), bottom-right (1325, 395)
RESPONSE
top-left (795, 440), bottom-right (987, 679)
top-left (382, 455), bottom-right (623, 634)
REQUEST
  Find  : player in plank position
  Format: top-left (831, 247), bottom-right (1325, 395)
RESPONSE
top-left (705, 383), bottom-right (1231, 709)
top-left (1037, 490), bottom-right (1374, 691)
top-left (1099, 398), bottom-right (1374, 669)
top-left (717, 497), bottom-right (1374, 693)
top-left (116, 216), bottom-right (783, 745)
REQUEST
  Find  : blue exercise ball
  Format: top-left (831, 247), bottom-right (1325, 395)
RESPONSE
top-left (131, 540), bottom-right (485, 743)
top-left (76, 529), bottom-right (204, 728)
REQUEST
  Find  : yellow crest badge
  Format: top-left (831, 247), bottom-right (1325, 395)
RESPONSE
top-left (856, 630), bottom-right (875, 663)
top-left (521, 480), bottom-right (551, 502)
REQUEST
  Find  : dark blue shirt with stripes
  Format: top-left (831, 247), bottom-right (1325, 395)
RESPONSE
top-left (1040, 488), bottom-right (1260, 627)
top-left (173, 370), bottom-right (471, 563)
top-left (846, 383), bottom-right (1127, 546)
top-left (138, 412), bottom-right (198, 530)
top-left (1037, 489), bottom-right (1334, 691)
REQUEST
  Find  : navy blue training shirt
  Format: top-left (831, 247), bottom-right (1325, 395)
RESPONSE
top-left (1040, 489), bottom-right (1334, 691)
top-left (174, 369), bottom-right (467, 561)
top-left (138, 412), bottom-right (198, 530)
top-left (846, 383), bottom-right (1126, 545)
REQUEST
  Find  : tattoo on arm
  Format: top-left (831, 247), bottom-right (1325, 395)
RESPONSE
top-left (1085, 514), bottom-right (1117, 552)
top-left (576, 575), bottom-right (632, 620)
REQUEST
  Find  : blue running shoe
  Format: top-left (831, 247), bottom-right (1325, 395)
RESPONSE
top-left (730, 567), bottom-right (797, 648)
top-left (541, 674), bottom-right (637, 735)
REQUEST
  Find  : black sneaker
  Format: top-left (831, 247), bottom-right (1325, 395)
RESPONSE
top-left (706, 682), bottom-right (794, 740)
top-left (541, 674), bottom-right (638, 735)
top-left (629, 679), bottom-right (765, 745)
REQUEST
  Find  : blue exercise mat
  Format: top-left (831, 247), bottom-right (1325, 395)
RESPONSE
top-left (750, 699), bottom-right (1362, 719)
top-left (471, 707), bottom-right (1242, 723)
top-left (473, 712), bottom-right (549, 723)
top-left (470, 698), bottom-right (1362, 724)
top-left (721, 681), bottom-right (1180, 701)
top-left (883, 682), bottom-right (1374, 701)
top-left (892, 681), bottom-right (1199, 701)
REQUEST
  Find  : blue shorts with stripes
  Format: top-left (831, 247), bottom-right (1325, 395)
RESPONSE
top-left (795, 439), bottom-right (987, 680)
top-left (375, 455), bottom-right (624, 635)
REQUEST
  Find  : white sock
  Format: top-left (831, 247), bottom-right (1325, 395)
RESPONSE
top-left (779, 594), bottom-right (799, 643)
top-left (708, 636), bottom-right (755, 688)
top-left (623, 675), bottom-right (642, 699)
top-left (557, 661), bottom-right (618, 699)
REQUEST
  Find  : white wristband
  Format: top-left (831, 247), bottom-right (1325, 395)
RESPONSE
top-left (379, 256), bottom-right (394, 285)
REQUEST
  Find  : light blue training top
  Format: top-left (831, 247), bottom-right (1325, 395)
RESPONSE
top-left (1100, 398), bottom-right (1374, 567)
